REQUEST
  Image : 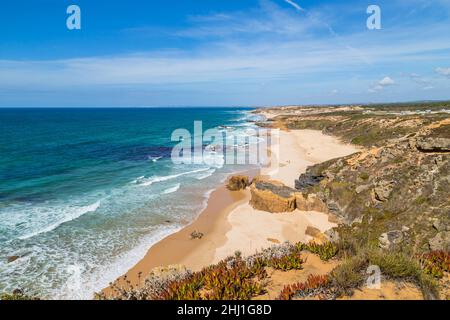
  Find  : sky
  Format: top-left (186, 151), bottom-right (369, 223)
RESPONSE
top-left (0, 0), bottom-right (450, 107)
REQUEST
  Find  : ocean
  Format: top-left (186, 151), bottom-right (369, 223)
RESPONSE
top-left (0, 107), bottom-right (261, 299)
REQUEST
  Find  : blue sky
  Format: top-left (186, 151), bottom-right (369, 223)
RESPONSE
top-left (1, 0), bottom-right (450, 107)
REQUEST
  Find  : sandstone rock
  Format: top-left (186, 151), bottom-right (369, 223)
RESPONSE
top-left (326, 201), bottom-right (342, 216)
top-left (305, 226), bottom-right (321, 237)
top-left (373, 181), bottom-right (394, 202)
top-left (355, 184), bottom-right (371, 194)
top-left (249, 179), bottom-right (297, 213)
top-left (305, 226), bottom-right (328, 243)
top-left (324, 228), bottom-right (340, 243)
top-left (429, 231), bottom-right (450, 251)
top-left (7, 256), bottom-right (20, 263)
top-left (379, 230), bottom-right (403, 250)
top-left (432, 219), bottom-right (448, 232)
top-left (226, 175), bottom-right (250, 191)
top-left (295, 193), bottom-right (328, 212)
top-left (416, 137), bottom-right (450, 152)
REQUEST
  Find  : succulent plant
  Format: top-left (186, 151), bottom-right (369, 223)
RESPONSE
top-left (418, 250), bottom-right (450, 279)
top-left (277, 274), bottom-right (330, 300)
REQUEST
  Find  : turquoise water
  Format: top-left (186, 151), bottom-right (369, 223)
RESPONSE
top-left (0, 107), bottom-right (259, 299)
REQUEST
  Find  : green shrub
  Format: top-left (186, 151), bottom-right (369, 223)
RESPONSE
top-left (267, 253), bottom-right (304, 271)
top-left (330, 255), bottom-right (367, 296)
top-left (367, 249), bottom-right (421, 280)
top-left (303, 242), bottom-right (338, 261)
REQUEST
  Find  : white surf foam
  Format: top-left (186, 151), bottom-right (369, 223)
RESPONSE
top-left (195, 169), bottom-right (216, 180)
top-left (136, 167), bottom-right (211, 187)
top-left (18, 201), bottom-right (101, 240)
top-left (162, 183), bottom-right (181, 194)
top-left (147, 156), bottom-right (162, 162)
top-left (58, 224), bottom-right (182, 300)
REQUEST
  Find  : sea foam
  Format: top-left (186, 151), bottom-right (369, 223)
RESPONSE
top-left (18, 201), bottom-right (101, 240)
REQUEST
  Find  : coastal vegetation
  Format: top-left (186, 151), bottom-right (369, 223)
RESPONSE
top-left (95, 239), bottom-right (448, 300)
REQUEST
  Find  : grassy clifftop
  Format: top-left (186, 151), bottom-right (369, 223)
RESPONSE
top-left (256, 102), bottom-right (449, 255)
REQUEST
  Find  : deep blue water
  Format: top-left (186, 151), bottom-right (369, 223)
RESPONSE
top-left (0, 107), bottom-right (257, 298)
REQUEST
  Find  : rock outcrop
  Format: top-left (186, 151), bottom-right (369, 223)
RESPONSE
top-left (264, 105), bottom-right (450, 253)
top-left (249, 178), bottom-right (297, 213)
top-left (249, 177), bottom-right (329, 213)
top-left (295, 171), bottom-right (325, 190)
top-left (7, 256), bottom-right (19, 263)
top-left (295, 193), bottom-right (329, 212)
top-left (226, 175), bottom-right (250, 191)
top-left (416, 137), bottom-right (450, 153)
top-left (379, 230), bottom-right (404, 250)
top-left (429, 231), bottom-right (450, 251)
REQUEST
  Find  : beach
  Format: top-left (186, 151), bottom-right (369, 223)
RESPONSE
top-left (106, 125), bottom-right (359, 294)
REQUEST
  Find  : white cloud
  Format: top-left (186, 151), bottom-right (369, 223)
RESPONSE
top-left (436, 67), bottom-right (450, 77)
top-left (369, 76), bottom-right (395, 93)
top-left (379, 76), bottom-right (395, 86)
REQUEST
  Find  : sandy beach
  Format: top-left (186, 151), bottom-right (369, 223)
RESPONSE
top-left (105, 127), bottom-right (359, 294)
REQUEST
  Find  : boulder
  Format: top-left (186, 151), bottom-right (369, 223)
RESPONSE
top-left (7, 256), bottom-right (20, 263)
top-left (432, 219), bottom-right (448, 232)
top-left (324, 228), bottom-right (340, 243)
top-left (429, 231), bottom-right (450, 251)
top-left (355, 184), bottom-right (371, 194)
top-left (226, 175), bottom-right (249, 191)
top-left (379, 230), bottom-right (403, 249)
top-left (305, 226), bottom-right (328, 243)
top-left (249, 179), bottom-right (297, 213)
top-left (416, 137), bottom-right (450, 153)
top-left (373, 180), bottom-right (394, 202)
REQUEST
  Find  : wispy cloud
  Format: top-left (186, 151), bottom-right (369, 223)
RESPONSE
top-left (168, 1), bottom-right (314, 38)
top-left (284, 0), bottom-right (305, 12)
top-left (1, 0), bottom-right (450, 106)
top-left (408, 73), bottom-right (435, 90)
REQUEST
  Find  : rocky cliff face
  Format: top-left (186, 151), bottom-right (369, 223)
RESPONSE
top-left (298, 122), bottom-right (449, 252)
top-left (255, 103), bottom-right (450, 253)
